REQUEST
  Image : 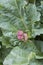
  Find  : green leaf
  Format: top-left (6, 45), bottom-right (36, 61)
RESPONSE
top-left (26, 4), bottom-right (41, 22)
top-left (32, 29), bottom-right (43, 37)
top-left (3, 46), bottom-right (40, 65)
top-left (36, 55), bottom-right (43, 59)
top-left (41, 1), bottom-right (43, 9)
top-left (34, 40), bottom-right (43, 53)
top-left (3, 41), bottom-right (39, 65)
top-left (34, 40), bottom-right (43, 60)
top-left (0, 22), bottom-right (17, 32)
top-left (0, 0), bottom-right (28, 30)
top-left (3, 47), bottom-right (29, 65)
top-left (25, 4), bottom-right (41, 36)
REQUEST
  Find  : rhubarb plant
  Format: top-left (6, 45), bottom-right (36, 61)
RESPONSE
top-left (0, 0), bottom-right (43, 65)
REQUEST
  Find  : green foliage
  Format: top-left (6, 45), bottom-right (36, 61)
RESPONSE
top-left (0, 0), bottom-right (42, 47)
top-left (0, 0), bottom-right (43, 65)
top-left (3, 46), bottom-right (40, 65)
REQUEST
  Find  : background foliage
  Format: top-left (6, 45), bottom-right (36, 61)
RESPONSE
top-left (0, 0), bottom-right (43, 65)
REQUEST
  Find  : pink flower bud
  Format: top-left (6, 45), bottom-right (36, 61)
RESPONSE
top-left (17, 30), bottom-right (23, 36)
top-left (17, 30), bottom-right (28, 41)
top-left (23, 33), bottom-right (28, 41)
top-left (17, 30), bottom-right (23, 40)
top-left (17, 35), bottom-right (23, 40)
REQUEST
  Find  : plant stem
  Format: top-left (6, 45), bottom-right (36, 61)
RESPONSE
top-left (16, 0), bottom-right (28, 30)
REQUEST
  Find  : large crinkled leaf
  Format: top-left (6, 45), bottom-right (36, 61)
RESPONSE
top-left (3, 46), bottom-right (41, 65)
top-left (1, 37), bottom-right (19, 48)
top-left (0, 22), bottom-right (18, 48)
top-left (0, 22), bottom-right (17, 32)
top-left (0, 0), bottom-right (41, 31)
top-left (3, 41), bottom-right (38, 65)
top-left (34, 40), bottom-right (43, 60)
top-left (3, 47), bottom-right (36, 65)
top-left (3, 47), bottom-right (29, 65)
top-left (32, 1), bottom-right (43, 37)
top-left (19, 41), bottom-right (38, 53)
top-left (32, 29), bottom-right (43, 37)
top-left (0, 0), bottom-right (28, 30)
top-left (34, 40), bottom-right (43, 53)
top-left (40, 1), bottom-right (43, 9)
top-left (26, 4), bottom-right (41, 22)
top-left (25, 4), bottom-right (41, 37)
